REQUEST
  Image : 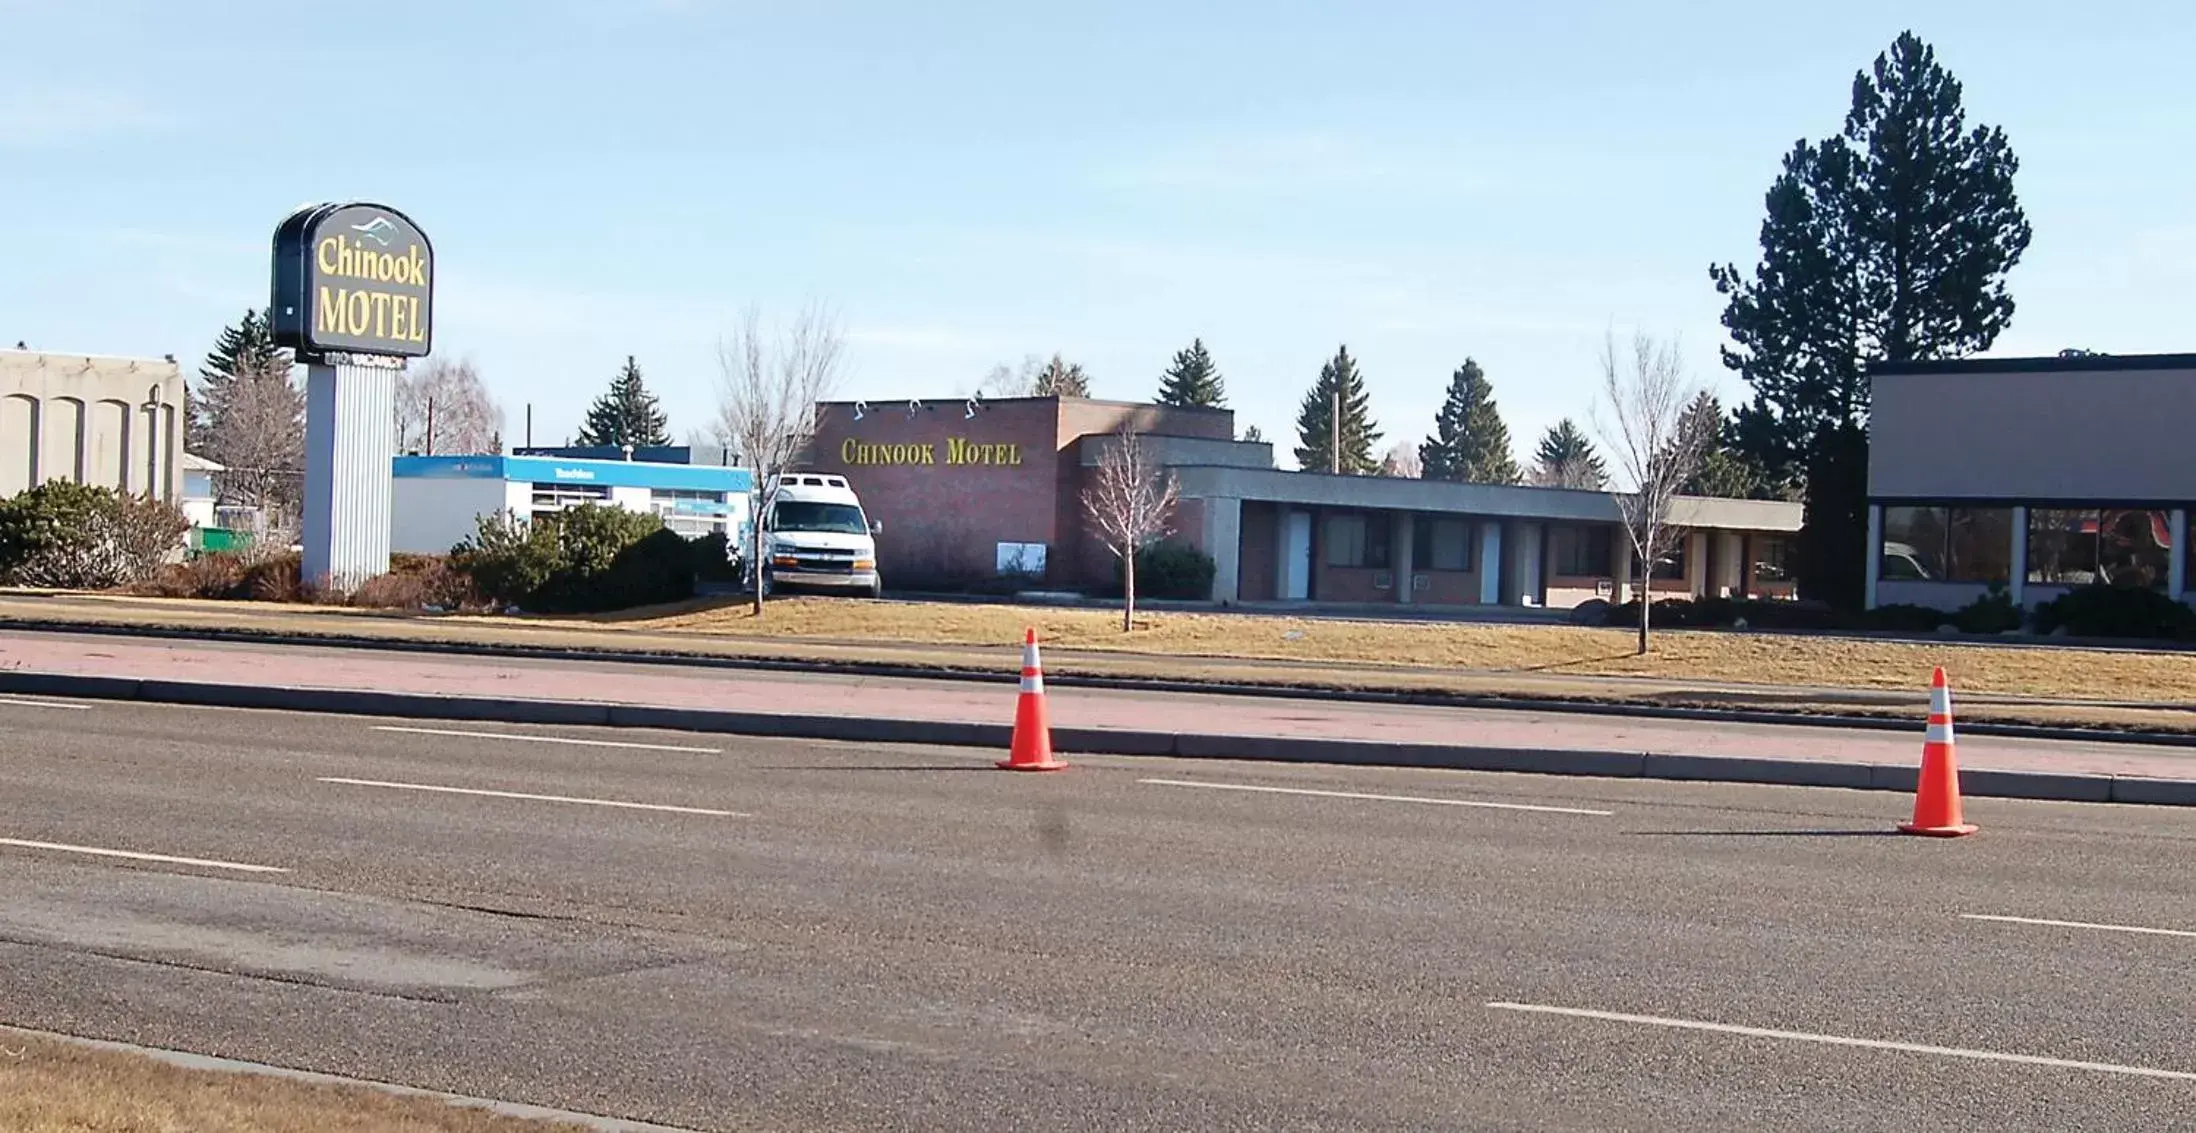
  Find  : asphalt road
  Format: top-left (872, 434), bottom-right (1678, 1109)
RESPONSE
top-left (7, 697), bottom-right (2196, 1131)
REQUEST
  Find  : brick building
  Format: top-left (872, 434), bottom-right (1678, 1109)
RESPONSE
top-left (808, 394), bottom-right (1805, 610)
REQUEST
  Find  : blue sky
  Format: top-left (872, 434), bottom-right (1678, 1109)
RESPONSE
top-left (3, 0), bottom-right (2190, 464)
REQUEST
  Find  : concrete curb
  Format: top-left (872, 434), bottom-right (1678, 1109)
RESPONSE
top-left (6, 616), bottom-right (2196, 748)
top-left (3, 669), bottom-right (2183, 809)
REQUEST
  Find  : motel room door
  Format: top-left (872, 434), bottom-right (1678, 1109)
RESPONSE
top-left (1282, 510), bottom-right (1312, 600)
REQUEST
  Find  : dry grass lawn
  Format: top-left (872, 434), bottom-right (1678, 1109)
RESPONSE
top-left (627, 599), bottom-right (2196, 706)
top-left (0, 1030), bottom-right (594, 1132)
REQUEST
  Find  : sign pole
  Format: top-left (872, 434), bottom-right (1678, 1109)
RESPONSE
top-left (300, 353), bottom-right (401, 591)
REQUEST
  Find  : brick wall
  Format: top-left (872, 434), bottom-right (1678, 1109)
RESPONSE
top-left (809, 399), bottom-right (1062, 587)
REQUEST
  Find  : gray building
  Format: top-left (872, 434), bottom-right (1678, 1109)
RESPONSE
top-left (1868, 351), bottom-right (2194, 611)
top-left (0, 349), bottom-right (185, 502)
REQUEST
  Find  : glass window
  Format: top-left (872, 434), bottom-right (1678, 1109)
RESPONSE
top-left (1753, 534), bottom-right (1794, 583)
top-left (1325, 513), bottom-right (1391, 569)
top-left (1550, 525), bottom-right (1613, 577)
top-left (1880, 506), bottom-right (1947, 581)
top-left (771, 501), bottom-right (868, 534)
top-left (1649, 534), bottom-right (1688, 580)
top-left (2029, 508), bottom-right (2170, 589)
top-left (1411, 517), bottom-right (1474, 571)
top-left (1945, 508), bottom-right (2013, 584)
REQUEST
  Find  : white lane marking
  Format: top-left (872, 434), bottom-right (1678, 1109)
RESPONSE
top-left (1138, 778), bottom-right (1613, 816)
top-left (0, 837), bottom-right (287, 874)
top-left (318, 777), bottom-right (745, 817)
top-left (1486, 1002), bottom-right (2196, 1082)
top-left (1963, 913), bottom-right (2196, 940)
top-left (371, 725), bottom-right (717, 754)
top-left (0, 696), bottom-right (91, 710)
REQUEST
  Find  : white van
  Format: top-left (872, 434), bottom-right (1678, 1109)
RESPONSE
top-left (754, 473), bottom-right (883, 598)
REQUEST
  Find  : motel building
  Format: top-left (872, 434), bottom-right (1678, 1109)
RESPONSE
top-left (807, 395), bottom-right (1804, 610)
top-left (1867, 351), bottom-right (2196, 613)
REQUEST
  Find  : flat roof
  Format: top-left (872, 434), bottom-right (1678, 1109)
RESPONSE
top-left (816, 394), bottom-right (1232, 416)
top-left (392, 455), bottom-right (754, 492)
top-left (1870, 351), bottom-right (2196, 376)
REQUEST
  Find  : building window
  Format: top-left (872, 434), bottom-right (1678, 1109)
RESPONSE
top-left (1410, 516), bottom-right (1474, 571)
top-left (1649, 535), bottom-right (1688, 580)
top-left (1324, 512), bottom-right (1390, 569)
top-left (1549, 525), bottom-right (1613, 577)
top-left (1882, 505), bottom-right (2014, 583)
top-left (530, 482), bottom-right (610, 510)
top-left (1752, 534), bottom-right (1794, 583)
top-left (2029, 507), bottom-right (2171, 589)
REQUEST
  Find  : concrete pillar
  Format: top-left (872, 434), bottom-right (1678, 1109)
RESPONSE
top-left (2171, 509), bottom-right (2188, 601)
top-left (1203, 495), bottom-right (1243, 605)
top-left (1392, 511), bottom-right (1415, 605)
top-left (1477, 519), bottom-right (1502, 605)
top-left (1613, 532), bottom-right (1633, 604)
top-left (1863, 505), bottom-right (1883, 610)
top-left (2010, 505), bottom-right (2029, 607)
top-left (1508, 521), bottom-right (1542, 605)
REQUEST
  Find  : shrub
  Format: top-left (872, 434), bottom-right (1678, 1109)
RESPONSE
top-left (242, 552), bottom-right (306, 602)
top-left (1118, 540), bottom-right (1216, 601)
top-left (138, 551), bottom-right (250, 599)
top-left (453, 505), bottom-right (693, 613)
top-left (2033, 584), bottom-right (2196, 641)
top-left (0, 482), bottom-right (189, 589)
top-left (1953, 583), bottom-right (2024, 635)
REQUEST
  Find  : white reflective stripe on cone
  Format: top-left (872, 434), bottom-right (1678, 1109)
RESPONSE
top-left (1021, 675), bottom-right (1044, 693)
top-left (1931, 686), bottom-right (1952, 714)
top-left (1925, 723), bottom-right (1954, 744)
top-left (1023, 644), bottom-right (1041, 670)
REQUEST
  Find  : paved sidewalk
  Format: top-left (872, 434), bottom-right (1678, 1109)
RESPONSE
top-left (1, 630), bottom-right (2189, 784)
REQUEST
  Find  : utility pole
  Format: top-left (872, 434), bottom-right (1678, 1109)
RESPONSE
top-left (1330, 390), bottom-right (1340, 474)
top-left (425, 399), bottom-right (436, 456)
top-left (524, 403), bottom-right (533, 448)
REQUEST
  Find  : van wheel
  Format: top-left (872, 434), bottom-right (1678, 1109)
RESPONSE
top-left (866, 579), bottom-right (884, 600)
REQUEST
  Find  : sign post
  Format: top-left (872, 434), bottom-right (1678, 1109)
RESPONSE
top-left (271, 202), bottom-right (434, 591)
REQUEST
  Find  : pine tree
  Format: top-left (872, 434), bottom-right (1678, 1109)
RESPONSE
top-left (1711, 31), bottom-right (2028, 607)
top-left (1155, 338), bottom-right (1225, 408)
top-left (1676, 392), bottom-right (1771, 499)
top-left (1032, 353), bottom-right (1091, 398)
top-left (1240, 425), bottom-right (1265, 444)
top-left (1417, 359), bottom-right (1519, 484)
top-left (193, 309), bottom-right (287, 451)
top-left (577, 356), bottom-right (671, 448)
top-left (1292, 346), bottom-right (1381, 475)
top-left (1531, 419), bottom-right (1607, 489)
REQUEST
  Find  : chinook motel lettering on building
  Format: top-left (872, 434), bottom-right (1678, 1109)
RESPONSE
top-left (270, 202), bottom-right (435, 361)
top-left (841, 437), bottom-right (1025, 467)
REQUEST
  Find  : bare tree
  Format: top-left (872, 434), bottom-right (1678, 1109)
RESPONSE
top-left (1082, 422), bottom-right (1180, 632)
top-left (711, 301), bottom-right (849, 615)
top-left (396, 357), bottom-right (502, 455)
top-left (972, 354), bottom-right (1044, 398)
top-left (1378, 441), bottom-right (1422, 479)
top-left (1592, 330), bottom-right (1713, 655)
top-left (205, 351), bottom-right (305, 530)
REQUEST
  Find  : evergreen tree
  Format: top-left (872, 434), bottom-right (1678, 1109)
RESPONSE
top-left (193, 308), bottom-right (287, 451)
top-left (1531, 419), bottom-right (1607, 489)
top-left (1239, 425), bottom-right (1265, 444)
top-left (1155, 338), bottom-right (1225, 408)
top-left (1676, 392), bottom-right (1776, 499)
top-left (1710, 31), bottom-right (2028, 607)
top-left (1032, 353), bottom-right (1092, 398)
top-left (1417, 359), bottom-right (1519, 484)
top-left (577, 356), bottom-right (671, 448)
top-left (1292, 346), bottom-right (1381, 475)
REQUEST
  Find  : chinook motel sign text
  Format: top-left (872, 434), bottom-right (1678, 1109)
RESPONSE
top-left (271, 202), bottom-right (434, 361)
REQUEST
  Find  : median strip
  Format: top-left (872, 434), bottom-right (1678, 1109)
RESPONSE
top-left (1486, 1001), bottom-right (2196, 1081)
top-left (1140, 778), bottom-right (1614, 816)
top-left (317, 777), bottom-right (745, 817)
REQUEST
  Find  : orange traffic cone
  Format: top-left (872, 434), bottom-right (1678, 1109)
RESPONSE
top-left (1899, 667), bottom-right (1977, 837)
top-left (998, 628), bottom-right (1066, 772)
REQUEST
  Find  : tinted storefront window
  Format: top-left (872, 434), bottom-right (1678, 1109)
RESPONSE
top-left (1881, 506), bottom-right (2011, 583)
top-left (2029, 508), bottom-right (2170, 589)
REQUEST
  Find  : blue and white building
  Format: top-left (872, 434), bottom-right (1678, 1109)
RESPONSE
top-left (390, 455), bottom-right (755, 555)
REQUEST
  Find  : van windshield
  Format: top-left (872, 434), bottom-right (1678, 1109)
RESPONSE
top-left (772, 501), bottom-right (867, 534)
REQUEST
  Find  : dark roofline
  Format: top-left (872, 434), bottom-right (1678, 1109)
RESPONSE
top-left (815, 395), bottom-right (1232, 415)
top-left (1870, 351), bottom-right (2196, 376)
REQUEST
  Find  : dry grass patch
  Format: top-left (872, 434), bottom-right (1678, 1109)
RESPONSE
top-left (630, 598), bottom-right (2196, 705)
top-left (0, 1030), bottom-right (595, 1132)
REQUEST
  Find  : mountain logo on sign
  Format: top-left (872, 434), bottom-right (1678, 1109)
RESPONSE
top-left (350, 217), bottom-right (400, 247)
